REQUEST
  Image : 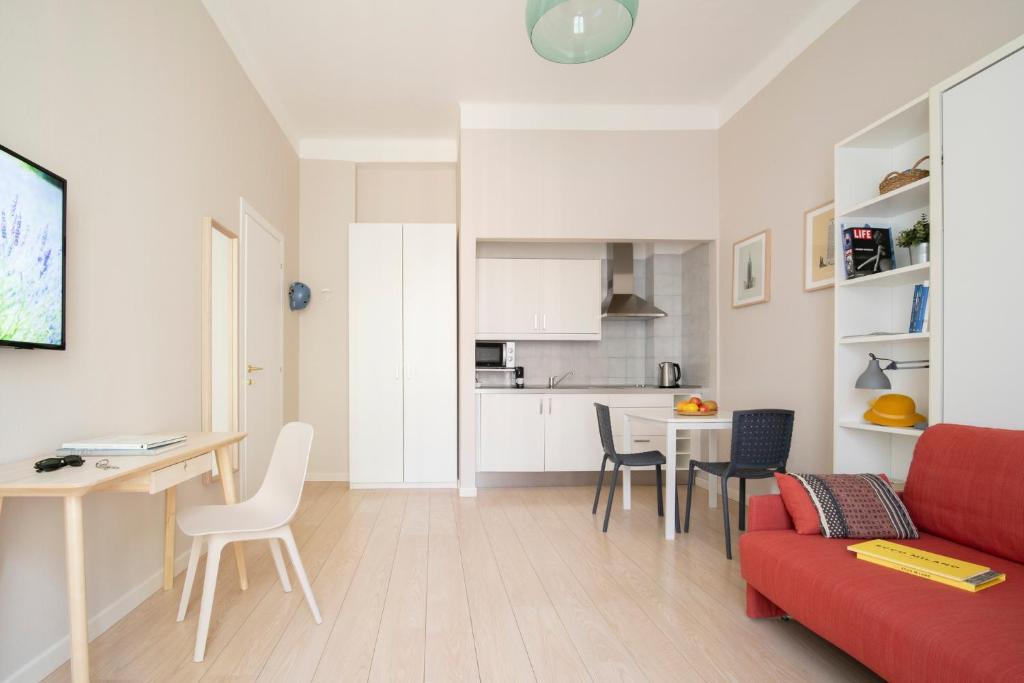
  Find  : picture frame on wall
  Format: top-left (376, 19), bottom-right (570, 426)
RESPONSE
top-left (804, 201), bottom-right (836, 291)
top-left (732, 229), bottom-right (771, 307)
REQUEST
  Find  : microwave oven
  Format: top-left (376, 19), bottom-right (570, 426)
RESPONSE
top-left (475, 341), bottom-right (515, 368)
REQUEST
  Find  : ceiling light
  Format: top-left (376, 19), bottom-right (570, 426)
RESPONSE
top-left (526, 0), bottom-right (639, 64)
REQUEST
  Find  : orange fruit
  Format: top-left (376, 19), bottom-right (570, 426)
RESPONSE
top-left (704, 400), bottom-right (718, 411)
top-left (688, 396), bottom-right (702, 406)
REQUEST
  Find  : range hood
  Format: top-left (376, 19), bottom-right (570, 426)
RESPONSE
top-left (601, 243), bottom-right (666, 319)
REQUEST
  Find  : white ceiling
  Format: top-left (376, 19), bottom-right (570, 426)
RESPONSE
top-left (203, 0), bottom-right (858, 155)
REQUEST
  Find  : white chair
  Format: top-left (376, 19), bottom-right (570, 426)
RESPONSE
top-left (176, 422), bottom-right (322, 662)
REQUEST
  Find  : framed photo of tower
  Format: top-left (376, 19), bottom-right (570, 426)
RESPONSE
top-left (804, 201), bottom-right (836, 291)
top-left (733, 229), bottom-right (771, 307)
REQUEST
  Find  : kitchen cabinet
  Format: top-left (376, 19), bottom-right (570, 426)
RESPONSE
top-left (349, 223), bottom-right (457, 486)
top-left (543, 394), bottom-right (607, 471)
top-left (477, 391), bottom-right (694, 473)
top-left (476, 258), bottom-right (601, 340)
top-left (479, 394), bottom-right (545, 472)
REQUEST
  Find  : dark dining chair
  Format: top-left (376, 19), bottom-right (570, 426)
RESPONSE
top-left (593, 403), bottom-right (680, 533)
top-left (683, 409), bottom-right (794, 559)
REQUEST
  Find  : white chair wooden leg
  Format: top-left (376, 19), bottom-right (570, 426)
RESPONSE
top-left (193, 537), bottom-right (224, 662)
top-left (177, 536), bottom-right (203, 622)
top-left (269, 538), bottom-right (292, 592)
top-left (281, 527), bottom-right (321, 624)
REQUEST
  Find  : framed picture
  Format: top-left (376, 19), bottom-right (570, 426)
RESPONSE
top-left (733, 230), bottom-right (771, 307)
top-left (804, 201), bottom-right (836, 291)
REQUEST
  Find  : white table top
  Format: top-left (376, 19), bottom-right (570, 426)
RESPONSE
top-left (624, 409), bottom-right (733, 426)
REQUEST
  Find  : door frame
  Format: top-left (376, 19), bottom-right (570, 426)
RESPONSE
top-left (239, 197), bottom-right (285, 498)
top-left (201, 216), bottom-right (240, 484)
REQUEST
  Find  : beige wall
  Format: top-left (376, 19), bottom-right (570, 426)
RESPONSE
top-left (356, 163), bottom-right (457, 223)
top-left (299, 160), bottom-right (355, 479)
top-left (717, 0), bottom-right (1024, 491)
top-left (0, 1), bottom-right (298, 679)
top-left (461, 129), bottom-right (718, 240)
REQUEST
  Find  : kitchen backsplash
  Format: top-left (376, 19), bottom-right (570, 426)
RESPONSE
top-left (514, 249), bottom-right (710, 387)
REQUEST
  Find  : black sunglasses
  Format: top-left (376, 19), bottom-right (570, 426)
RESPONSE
top-left (35, 455), bottom-right (85, 472)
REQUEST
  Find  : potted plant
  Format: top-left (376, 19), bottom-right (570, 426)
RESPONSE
top-left (896, 214), bottom-right (930, 265)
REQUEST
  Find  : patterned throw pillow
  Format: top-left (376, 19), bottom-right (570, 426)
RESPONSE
top-left (789, 473), bottom-right (919, 539)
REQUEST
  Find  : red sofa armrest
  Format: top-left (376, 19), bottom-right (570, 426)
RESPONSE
top-left (747, 494), bottom-right (793, 532)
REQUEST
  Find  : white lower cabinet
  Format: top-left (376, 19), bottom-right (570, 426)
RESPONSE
top-left (479, 394), bottom-right (545, 472)
top-left (543, 395), bottom-right (607, 471)
top-left (477, 392), bottom-right (685, 472)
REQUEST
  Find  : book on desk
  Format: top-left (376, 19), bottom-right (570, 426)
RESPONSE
top-left (58, 433), bottom-right (187, 456)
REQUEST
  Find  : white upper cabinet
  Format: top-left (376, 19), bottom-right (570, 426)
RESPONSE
top-left (540, 260), bottom-right (602, 335)
top-left (476, 258), bottom-right (601, 340)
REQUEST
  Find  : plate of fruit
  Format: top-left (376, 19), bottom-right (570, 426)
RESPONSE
top-left (674, 396), bottom-right (718, 416)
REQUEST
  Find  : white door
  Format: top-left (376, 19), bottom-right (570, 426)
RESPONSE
top-left (543, 394), bottom-right (607, 471)
top-left (349, 223), bottom-right (404, 483)
top-left (941, 46), bottom-right (1024, 428)
top-left (478, 394), bottom-right (545, 472)
top-left (476, 258), bottom-right (542, 336)
top-left (541, 260), bottom-right (601, 335)
top-left (241, 201), bottom-right (284, 498)
top-left (403, 224), bottom-right (457, 483)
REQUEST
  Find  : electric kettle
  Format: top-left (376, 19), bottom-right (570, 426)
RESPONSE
top-left (658, 362), bottom-right (682, 388)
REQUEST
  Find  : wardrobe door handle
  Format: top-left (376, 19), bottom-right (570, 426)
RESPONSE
top-left (548, 398), bottom-right (552, 414)
top-left (542, 314), bottom-right (547, 330)
top-left (539, 398), bottom-right (543, 415)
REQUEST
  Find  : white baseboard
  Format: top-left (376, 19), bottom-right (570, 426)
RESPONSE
top-left (305, 472), bottom-right (348, 482)
top-left (348, 482), bottom-right (458, 490)
top-left (458, 487), bottom-right (478, 497)
top-left (3, 549), bottom-right (194, 683)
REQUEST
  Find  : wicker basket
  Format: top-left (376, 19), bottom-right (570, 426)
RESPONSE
top-left (879, 156), bottom-right (930, 195)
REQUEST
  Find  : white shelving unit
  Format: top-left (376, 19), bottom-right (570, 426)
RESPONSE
top-left (833, 95), bottom-right (935, 482)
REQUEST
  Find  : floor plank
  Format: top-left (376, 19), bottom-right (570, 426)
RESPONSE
top-left (40, 484), bottom-right (879, 683)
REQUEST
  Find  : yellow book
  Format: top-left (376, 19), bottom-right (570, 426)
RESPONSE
top-left (848, 539), bottom-right (1006, 592)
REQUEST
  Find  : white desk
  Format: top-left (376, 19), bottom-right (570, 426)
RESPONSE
top-left (623, 411), bottom-right (733, 540)
top-left (0, 432), bottom-right (247, 683)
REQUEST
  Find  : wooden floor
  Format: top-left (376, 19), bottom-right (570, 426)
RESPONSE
top-left (45, 483), bottom-right (878, 682)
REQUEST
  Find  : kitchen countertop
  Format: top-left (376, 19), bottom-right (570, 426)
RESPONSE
top-left (475, 385), bottom-right (704, 394)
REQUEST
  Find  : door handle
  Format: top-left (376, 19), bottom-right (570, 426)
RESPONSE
top-left (539, 398), bottom-right (543, 415)
top-left (247, 364), bottom-right (264, 373)
top-left (542, 314), bottom-right (547, 331)
top-left (548, 397), bottom-right (552, 414)
top-left (534, 313), bottom-right (539, 330)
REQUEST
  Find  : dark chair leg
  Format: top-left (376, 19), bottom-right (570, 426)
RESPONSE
top-left (739, 478), bottom-right (747, 531)
top-left (655, 465), bottom-right (664, 517)
top-left (721, 475), bottom-right (733, 560)
top-left (593, 455), bottom-right (608, 514)
top-left (683, 461), bottom-right (697, 533)
top-left (602, 464), bottom-right (620, 532)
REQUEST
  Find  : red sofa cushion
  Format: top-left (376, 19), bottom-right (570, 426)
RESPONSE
top-left (740, 530), bottom-right (1024, 683)
top-left (904, 424), bottom-right (1024, 564)
top-left (774, 473), bottom-right (821, 534)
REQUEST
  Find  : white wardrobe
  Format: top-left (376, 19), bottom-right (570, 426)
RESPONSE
top-left (348, 223), bottom-right (457, 485)
top-left (935, 38), bottom-right (1024, 429)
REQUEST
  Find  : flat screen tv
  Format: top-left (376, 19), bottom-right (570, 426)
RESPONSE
top-left (0, 143), bottom-right (66, 349)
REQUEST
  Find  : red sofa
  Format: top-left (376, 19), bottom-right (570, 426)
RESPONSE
top-left (740, 424), bottom-right (1024, 682)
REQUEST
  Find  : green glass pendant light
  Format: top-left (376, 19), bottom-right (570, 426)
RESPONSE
top-left (526, 0), bottom-right (639, 64)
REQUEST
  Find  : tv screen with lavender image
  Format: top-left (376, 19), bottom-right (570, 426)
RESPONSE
top-left (0, 144), bottom-right (66, 349)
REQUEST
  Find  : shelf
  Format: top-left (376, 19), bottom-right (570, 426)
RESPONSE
top-left (838, 177), bottom-right (929, 218)
top-left (839, 421), bottom-right (924, 438)
top-left (837, 262), bottom-right (929, 288)
top-left (837, 94), bottom-right (928, 149)
top-left (839, 332), bottom-right (929, 345)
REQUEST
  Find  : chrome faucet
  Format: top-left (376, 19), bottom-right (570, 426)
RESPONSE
top-left (548, 370), bottom-right (574, 388)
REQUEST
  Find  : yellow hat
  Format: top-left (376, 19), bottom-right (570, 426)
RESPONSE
top-left (864, 393), bottom-right (926, 427)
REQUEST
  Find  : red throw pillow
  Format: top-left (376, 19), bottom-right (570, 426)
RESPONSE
top-left (774, 473), bottom-right (821, 534)
top-left (774, 472), bottom-right (894, 536)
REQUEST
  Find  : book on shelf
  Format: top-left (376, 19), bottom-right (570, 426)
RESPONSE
top-left (908, 282), bottom-right (930, 333)
top-left (842, 224), bottom-right (894, 278)
top-left (848, 540), bottom-right (1006, 592)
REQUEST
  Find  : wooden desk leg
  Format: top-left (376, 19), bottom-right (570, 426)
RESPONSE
top-left (64, 496), bottom-right (90, 683)
top-left (214, 446), bottom-right (248, 590)
top-left (163, 488), bottom-right (176, 591)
